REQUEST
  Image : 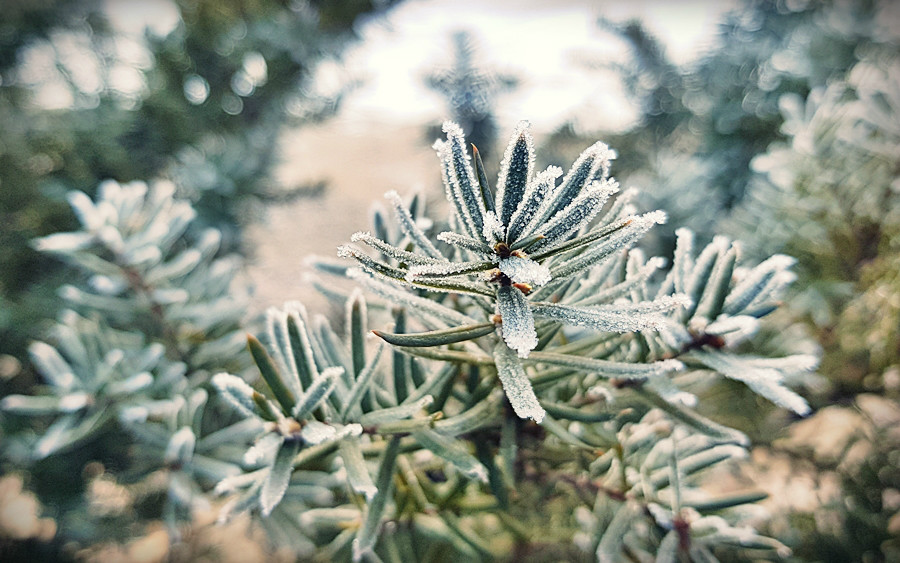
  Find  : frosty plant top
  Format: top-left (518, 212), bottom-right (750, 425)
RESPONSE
top-left (340, 121), bottom-right (691, 422)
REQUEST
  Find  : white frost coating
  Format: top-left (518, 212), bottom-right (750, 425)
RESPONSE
top-left (359, 395), bottom-right (435, 425)
top-left (125, 244), bottom-right (161, 266)
top-left (28, 341), bottom-right (75, 389)
top-left (646, 502), bottom-right (674, 528)
top-left (347, 268), bottom-right (478, 326)
top-left (499, 256), bottom-right (551, 287)
top-left (152, 179), bottom-right (176, 201)
top-left (481, 210), bottom-right (505, 244)
top-left (59, 285), bottom-right (81, 302)
top-left (531, 294), bottom-right (689, 333)
top-left (761, 269), bottom-right (797, 297)
top-left (658, 322), bottom-right (692, 349)
top-left (493, 342), bottom-right (545, 423)
top-left (294, 367), bottom-right (342, 418)
top-left (508, 165), bottom-right (562, 240)
top-left (406, 258), bottom-right (491, 279)
top-left (705, 315), bottom-right (761, 346)
top-left (34, 417), bottom-right (73, 459)
top-left (212, 372), bottom-right (258, 418)
top-left (442, 122), bottom-right (481, 217)
top-left (336, 244), bottom-right (354, 259)
top-left (495, 121), bottom-right (534, 211)
top-left (693, 349), bottom-right (811, 415)
top-left (433, 138), bottom-right (480, 240)
top-left (265, 307), bottom-right (295, 389)
top-left (605, 293), bottom-right (691, 314)
top-left (642, 209), bottom-right (668, 226)
top-left (578, 255), bottom-right (666, 304)
top-left (567, 141), bottom-right (616, 183)
top-left (648, 375), bottom-right (698, 407)
top-left (103, 348), bottom-right (125, 367)
top-left (89, 275), bottom-right (126, 295)
top-left (497, 285), bottom-right (538, 358)
top-left (57, 392), bottom-right (90, 412)
top-left (108, 371), bottom-right (153, 395)
top-left (214, 469), bottom-right (265, 496)
top-left (164, 426), bottom-right (196, 464)
top-left (743, 354), bottom-right (819, 372)
top-left (119, 406), bottom-right (149, 423)
top-left (301, 421), bottom-right (362, 445)
top-left (151, 288), bottom-right (189, 304)
top-left (98, 225), bottom-right (125, 254)
top-left (724, 254), bottom-right (797, 313)
top-left (33, 232), bottom-right (95, 252)
top-left (197, 228), bottom-right (222, 256)
top-left (384, 190), bottom-right (444, 259)
top-left (351, 231), bottom-right (444, 269)
top-left (530, 138), bottom-right (616, 233)
top-left (436, 231), bottom-right (493, 257)
top-left (672, 228), bottom-right (696, 293)
top-left (244, 433), bottom-right (281, 465)
top-left (746, 377), bottom-right (811, 416)
top-left (536, 179), bottom-right (620, 249)
top-left (610, 293), bottom-right (688, 318)
top-left (356, 482), bottom-right (378, 502)
top-left (67, 191), bottom-right (101, 231)
top-left (415, 215), bottom-right (434, 231)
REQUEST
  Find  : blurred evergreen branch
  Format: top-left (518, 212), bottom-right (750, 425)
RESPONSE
top-left (425, 30), bottom-right (518, 164)
top-left (0, 0), bottom-right (397, 364)
top-left (1, 180), bottom-right (254, 553)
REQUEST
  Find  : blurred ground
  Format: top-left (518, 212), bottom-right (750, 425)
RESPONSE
top-left (246, 119), bottom-right (440, 315)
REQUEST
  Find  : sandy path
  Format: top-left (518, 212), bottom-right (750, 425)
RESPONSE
top-left (246, 119), bottom-right (441, 315)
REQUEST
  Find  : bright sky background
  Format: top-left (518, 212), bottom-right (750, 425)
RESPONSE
top-left (97, 0), bottom-right (739, 134)
top-left (335, 0), bottom-right (740, 133)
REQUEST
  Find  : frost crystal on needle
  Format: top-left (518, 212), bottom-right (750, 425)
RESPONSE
top-left (497, 285), bottom-right (538, 358)
top-left (499, 255), bottom-right (551, 287)
top-left (493, 341), bottom-right (545, 423)
top-left (481, 210), bottom-right (505, 244)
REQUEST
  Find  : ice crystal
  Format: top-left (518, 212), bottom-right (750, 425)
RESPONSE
top-left (530, 178), bottom-right (619, 252)
top-left (703, 315), bottom-right (761, 346)
top-left (493, 341), bottom-right (545, 422)
top-left (164, 427), bottom-right (196, 465)
top-left (481, 210), bottom-right (505, 245)
top-left (437, 231), bottom-right (493, 257)
top-left (244, 433), bottom-right (281, 466)
top-left (384, 190), bottom-right (444, 259)
top-left (212, 372), bottom-right (258, 419)
top-left (496, 120), bottom-right (535, 228)
top-left (723, 254), bottom-right (797, 314)
top-left (347, 269), bottom-right (478, 326)
top-left (506, 165), bottom-right (561, 242)
top-left (497, 285), bottom-right (538, 358)
top-left (531, 294), bottom-right (688, 334)
top-left (692, 349), bottom-right (811, 415)
top-left (498, 255), bottom-right (551, 287)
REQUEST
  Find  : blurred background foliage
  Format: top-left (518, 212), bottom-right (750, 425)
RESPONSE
top-left (424, 30), bottom-right (518, 167)
top-left (550, 1), bottom-right (899, 559)
top-left (0, 0), bottom-right (397, 366)
top-left (1, 0), bottom-right (899, 560)
top-left (569, 0), bottom-right (899, 399)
